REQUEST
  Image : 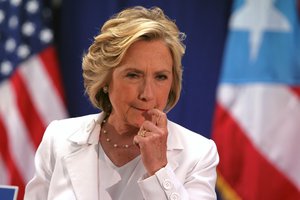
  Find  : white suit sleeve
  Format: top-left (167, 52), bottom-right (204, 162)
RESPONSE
top-left (24, 121), bottom-right (57, 200)
top-left (138, 140), bottom-right (219, 200)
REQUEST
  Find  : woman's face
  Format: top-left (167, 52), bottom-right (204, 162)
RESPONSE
top-left (108, 39), bottom-right (173, 128)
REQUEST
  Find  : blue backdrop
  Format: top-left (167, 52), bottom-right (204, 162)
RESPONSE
top-left (55, 0), bottom-right (232, 139)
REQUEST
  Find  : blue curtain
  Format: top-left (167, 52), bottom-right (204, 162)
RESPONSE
top-left (56, 0), bottom-right (232, 139)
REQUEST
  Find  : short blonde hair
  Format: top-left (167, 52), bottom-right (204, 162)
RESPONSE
top-left (82, 6), bottom-right (186, 113)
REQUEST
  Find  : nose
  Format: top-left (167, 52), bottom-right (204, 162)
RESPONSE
top-left (138, 78), bottom-right (154, 101)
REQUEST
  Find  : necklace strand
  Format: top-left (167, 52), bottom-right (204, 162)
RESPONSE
top-left (101, 119), bottom-right (134, 149)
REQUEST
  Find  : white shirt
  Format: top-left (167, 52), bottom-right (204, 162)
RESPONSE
top-left (98, 144), bottom-right (143, 199)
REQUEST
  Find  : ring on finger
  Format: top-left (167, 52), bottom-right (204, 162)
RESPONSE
top-left (138, 129), bottom-right (147, 137)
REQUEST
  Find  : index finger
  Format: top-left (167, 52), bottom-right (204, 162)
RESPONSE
top-left (147, 109), bottom-right (167, 128)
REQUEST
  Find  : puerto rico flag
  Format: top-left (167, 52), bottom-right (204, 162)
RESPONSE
top-left (213, 0), bottom-right (300, 199)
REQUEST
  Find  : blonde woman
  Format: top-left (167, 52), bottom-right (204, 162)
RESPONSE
top-left (25, 6), bottom-right (219, 200)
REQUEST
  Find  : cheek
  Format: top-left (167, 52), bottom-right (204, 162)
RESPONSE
top-left (157, 83), bottom-right (172, 107)
top-left (110, 84), bottom-right (137, 103)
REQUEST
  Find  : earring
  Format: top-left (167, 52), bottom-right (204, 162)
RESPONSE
top-left (103, 86), bottom-right (108, 94)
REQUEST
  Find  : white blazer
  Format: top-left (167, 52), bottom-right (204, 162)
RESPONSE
top-left (24, 113), bottom-right (219, 200)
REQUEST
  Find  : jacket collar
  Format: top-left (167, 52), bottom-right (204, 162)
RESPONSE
top-left (67, 112), bottom-right (184, 150)
top-left (68, 113), bottom-right (105, 145)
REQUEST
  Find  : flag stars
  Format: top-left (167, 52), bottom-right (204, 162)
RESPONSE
top-left (5, 38), bottom-right (17, 52)
top-left (17, 44), bottom-right (30, 59)
top-left (1, 0), bottom-right (55, 78)
top-left (9, 16), bottom-right (18, 29)
top-left (26, 1), bottom-right (39, 14)
top-left (0, 61), bottom-right (13, 76)
top-left (22, 21), bottom-right (35, 36)
top-left (40, 28), bottom-right (53, 43)
top-left (230, 0), bottom-right (291, 60)
top-left (10, 0), bottom-right (21, 6)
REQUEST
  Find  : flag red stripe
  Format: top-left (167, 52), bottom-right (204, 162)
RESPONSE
top-left (0, 118), bottom-right (25, 200)
top-left (290, 86), bottom-right (300, 99)
top-left (213, 103), bottom-right (300, 200)
top-left (39, 47), bottom-right (67, 105)
top-left (10, 71), bottom-right (45, 149)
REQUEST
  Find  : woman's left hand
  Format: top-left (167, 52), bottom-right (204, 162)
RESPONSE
top-left (133, 109), bottom-right (168, 176)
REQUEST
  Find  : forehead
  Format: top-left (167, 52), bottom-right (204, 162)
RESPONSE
top-left (117, 39), bottom-right (173, 71)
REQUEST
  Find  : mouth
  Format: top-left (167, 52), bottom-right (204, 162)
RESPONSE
top-left (131, 106), bottom-right (154, 121)
top-left (132, 104), bottom-right (156, 112)
top-left (134, 107), bottom-right (149, 112)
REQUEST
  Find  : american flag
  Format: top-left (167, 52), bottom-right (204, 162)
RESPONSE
top-left (0, 0), bottom-right (68, 199)
top-left (213, 0), bottom-right (300, 199)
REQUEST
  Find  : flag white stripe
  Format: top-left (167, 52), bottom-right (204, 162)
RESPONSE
top-left (218, 83), bottom-right (300, 189)
top-left (19, 55), bottom-right (68, 125)
top-left (0, 81), bottom-right (36, 183)
top-left (0, 155), bottom-right (9, 184)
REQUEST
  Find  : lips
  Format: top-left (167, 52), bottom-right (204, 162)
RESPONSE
top-left (134, 107), bottom-right (149, 112)
top-left (132, 106), bottom-right (153, 112)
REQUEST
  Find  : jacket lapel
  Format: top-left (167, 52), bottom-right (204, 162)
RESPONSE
top-left (63, 143), bottom-right (99, 200)
top-left (166, 121), bottom-right (184, 172)
top-left (63, 113), bottom-right (105, 200)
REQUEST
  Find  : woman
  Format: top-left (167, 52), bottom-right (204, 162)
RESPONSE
top-left (25, 6), bottom-right (219, 200)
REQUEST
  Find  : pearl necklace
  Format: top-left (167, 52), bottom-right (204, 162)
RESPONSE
top-left (101, 118), bottom-right (134, 149)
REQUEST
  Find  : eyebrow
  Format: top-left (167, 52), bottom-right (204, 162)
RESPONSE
top-left (122, 67), bottom-right (172, 74)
